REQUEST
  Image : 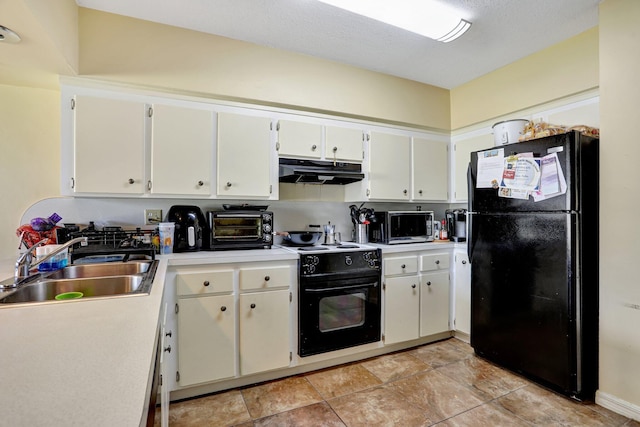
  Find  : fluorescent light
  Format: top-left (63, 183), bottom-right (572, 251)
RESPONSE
top-left (317, 0), bottom-right (471, 42)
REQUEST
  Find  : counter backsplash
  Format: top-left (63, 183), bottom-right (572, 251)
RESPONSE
top-left (20, 197), bottom-right (456, 247)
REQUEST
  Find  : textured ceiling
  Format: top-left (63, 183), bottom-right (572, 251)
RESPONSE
top-left (76, 0), bottom-right (600, 89)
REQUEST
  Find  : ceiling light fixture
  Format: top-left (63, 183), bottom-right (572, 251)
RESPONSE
top-left (0, 25), bottom-right (21, 44)
top-left (317, 0), bottom-right (471, 42)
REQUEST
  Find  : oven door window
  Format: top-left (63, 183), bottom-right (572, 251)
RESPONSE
top-left (318, 292), bottom-right (366, 332)
top-left (213, 217), bottom-right (262, 240)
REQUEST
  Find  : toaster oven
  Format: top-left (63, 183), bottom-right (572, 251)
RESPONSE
top-left (207, 211), bottom-right (273, 250)
top-left (368, 211), bottom-right (434, 245)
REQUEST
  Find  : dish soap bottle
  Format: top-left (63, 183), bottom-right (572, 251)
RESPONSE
top-left (439, 219), bottom-right (448, 240)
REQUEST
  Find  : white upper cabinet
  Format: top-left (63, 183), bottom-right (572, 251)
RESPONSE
top-left (324, 126), bottom-right (363, 162)
top-left (413, 137), bottom-right (448, 201)
top-left (72, 95), bottom-right (147, 194)
top-left (277, 120), bottom-right (323, 159)
top-left (217, 112), bottom-right (274, 198)
top-left (368, 131), bottom-right (412, 200)
top-left (150, 103), bottom-right (213, 196)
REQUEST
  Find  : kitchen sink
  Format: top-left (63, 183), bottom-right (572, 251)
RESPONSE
top-left (0, 260), bottom-right (158, 305)
top-left (45, 260), bottom-right (151, 279)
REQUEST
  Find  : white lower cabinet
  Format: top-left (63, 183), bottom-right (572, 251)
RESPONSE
top-left (170, 261), bottom-right (293, 390)
top-left (177, 295), bottom-right (235, 387)
top-left (454, 250), bottom-right (471, 336)
top-left (384, 275), bottom-right (420, 344)
top-left (419, 271), bottom-right (450, 336)
top-left (383, 250), bottom-right (452, 346)
top-left (239, 290), bottom-right (290, 375)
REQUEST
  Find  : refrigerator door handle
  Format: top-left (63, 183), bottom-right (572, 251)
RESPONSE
top-left (467, 212), bottom-right (474, 261)
top-left (467, 162), bottom-right (474, 262)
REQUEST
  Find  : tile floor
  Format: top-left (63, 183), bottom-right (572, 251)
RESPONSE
top-left (156, 338), bottom-right (640, 426)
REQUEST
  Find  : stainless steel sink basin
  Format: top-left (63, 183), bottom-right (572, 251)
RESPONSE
top-left (45, 260), bottom-right (151, 279)
top-left (0, 260), bottom-right (158, 305)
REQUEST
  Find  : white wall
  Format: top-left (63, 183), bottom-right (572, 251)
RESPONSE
top-left (596, 0), bottom-right (640, 418)
top-left (0, 84), bottom-right (60, 260)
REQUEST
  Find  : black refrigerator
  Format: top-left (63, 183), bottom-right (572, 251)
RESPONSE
top-left (467, 130), bottom-right (598, 400)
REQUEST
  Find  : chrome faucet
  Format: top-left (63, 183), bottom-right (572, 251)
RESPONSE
top-left (5, 237), bottom-right (88, 289)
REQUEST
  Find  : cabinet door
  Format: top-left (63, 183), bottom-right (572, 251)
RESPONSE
top-left (383, 255), bottom-right (418, 276)
top-left (384, 275), bottom-right (420, 344)
top-left (217, 112), bottom-right (273, 197)
top-left (325, 126), bottom-right (363, 162)
top-left (420, 253), bottom-right (450, 272)
top-left (368, 132), bottom-right (411, 200)
top-left (176, 269), bottom-right (234, 296)
top-left (73, 95), bottom-right (146, 194)
top-left (239, 265), bottom-right (292, 291)
top-left (177, 295), bottom-right (235, 387)
top-left (454, 251), bottom-right (471, 335)
top-left (277, 120), bottom-right (323, 159)
top-left (413, 138), bottom-right (448, 201)
top-left (239, 290), bottom-right (290, 375)
top-left (150, 104), bottom-right (213, 195)
top-left (420, 271), bottom-right (450, 337)
top-left (453, 134), bottom-right (493, 201)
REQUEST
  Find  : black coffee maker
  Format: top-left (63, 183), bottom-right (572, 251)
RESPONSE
top-left (445, 209), bottom-right (467, 242)
top-left (167, 205), bottom-right (208, 252)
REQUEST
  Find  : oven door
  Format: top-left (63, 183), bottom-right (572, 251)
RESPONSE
top-left (299, 275), bottom-right (381, 357)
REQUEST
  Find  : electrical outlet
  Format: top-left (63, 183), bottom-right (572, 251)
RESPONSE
top-left (145, 209), bottom-right (162, 225)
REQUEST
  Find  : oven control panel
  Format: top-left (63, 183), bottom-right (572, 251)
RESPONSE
top-left (300, 250), bottom-right (381, 276)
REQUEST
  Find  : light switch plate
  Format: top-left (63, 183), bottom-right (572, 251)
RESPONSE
top-left (145, 209), bottom-right (162, 225)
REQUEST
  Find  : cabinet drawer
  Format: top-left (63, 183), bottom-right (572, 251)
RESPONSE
top-left (384, 256), bottom-right (418, 276)
top-left (176, 269), bottom-right (234, 296)
top-left (239, 265), bottom-right (292, 291)
top-left (420, 253), bottom-right (450, 272)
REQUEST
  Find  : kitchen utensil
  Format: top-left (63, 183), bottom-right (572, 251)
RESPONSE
top-left (355, 224), bottom-right (368, 244)
top-left (277, 225), bottom-right (323, 246)
top-left (323, 222), bottom-right (338, 245)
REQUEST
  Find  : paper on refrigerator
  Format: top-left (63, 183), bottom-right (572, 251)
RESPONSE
top-left (532, 153), bottom-right (567, 201)
top-left (475, 148), bottom-right (504, 188)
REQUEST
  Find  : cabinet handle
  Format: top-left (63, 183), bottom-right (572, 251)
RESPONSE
top-left (264, 275), bottom-right (270, 281)
top-left (147, 180), bottom-right (152, 191)
top-left (411, 284), bottom-right (416, 289)
top-left (426, 281), bottom-right (432, 286)
top-left (165, 331), bottom-right (172, 338)
top-left (203, 281), bottom-right (210, 287)
top-left (419, 189), bottom-right (423, 195)
top-left (403, 189), bottom-right (408, 195)
top-left (332, 146), bottom-right (338, 153)
top-left (197, 180), bottom-right (204, 187)
top-left (435, 260), bottom-right (440, 265)
top-left (401, 264), bottom-right (406, 269)
top-left (226, 182), bottom-right (232, 188)
top-left (250, 303), bottom-right (256, 309)
top-left (164, 345), bottom-right (171, 353)
top-left (311, 144), bottom-right (317, 151)
top-left (220, 306), bottom-right (227, 312)
top-left (462, 260), bottom-right (467, 264)
top-left (128, 178), bottom-right (135, 185)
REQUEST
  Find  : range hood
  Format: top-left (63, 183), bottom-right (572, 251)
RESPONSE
top-left (279, 158), bottom-right (365, 185)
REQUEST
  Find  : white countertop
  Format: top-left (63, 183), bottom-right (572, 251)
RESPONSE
top-left (0, 243), bottom-right (458, 426)
top-left (0, 248), bottom-right (298, 427)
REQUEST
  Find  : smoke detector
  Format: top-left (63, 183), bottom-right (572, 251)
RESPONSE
top-left (0, 25), bottom-right (21, 43)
